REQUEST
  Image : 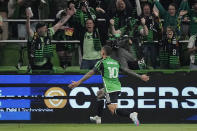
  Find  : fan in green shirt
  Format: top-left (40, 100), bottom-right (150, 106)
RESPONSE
top-left (154, 0), bottom-right (188, 35)
top-left (26, 6), bottom-right (75, 70)
top-left (80, 19), bottom-right (102, 70)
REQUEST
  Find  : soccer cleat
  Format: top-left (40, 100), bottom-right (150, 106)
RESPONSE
top-left (130, 112), bottom-right (140, 126)
top-left (90, 115), bottom-right (101, 124)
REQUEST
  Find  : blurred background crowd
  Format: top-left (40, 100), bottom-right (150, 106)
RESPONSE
top-left (0, 0), bottom-right (197, 71)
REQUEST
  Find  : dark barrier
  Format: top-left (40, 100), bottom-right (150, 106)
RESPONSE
top-left (0, 72), bottom-right (196, 123)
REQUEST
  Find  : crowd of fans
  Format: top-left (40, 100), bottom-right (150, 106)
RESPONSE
top-left (0, 0), bottom-right (197, 70)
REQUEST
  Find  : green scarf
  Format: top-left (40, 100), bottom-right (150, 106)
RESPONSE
top-left (93, 29), bottom-right (102, 51)
top-left (75, 8), bottom-right (96, 27)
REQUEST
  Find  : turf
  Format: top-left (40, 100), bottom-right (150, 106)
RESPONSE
top-left (0, 124), bottom-right (196, 131)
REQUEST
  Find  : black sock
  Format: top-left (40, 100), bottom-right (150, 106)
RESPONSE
top-left (115, 109), bottom-right (130, 118)
top-left (96, 100), bottom-right (104, 117)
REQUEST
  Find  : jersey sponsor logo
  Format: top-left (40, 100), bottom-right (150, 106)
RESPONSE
top-left (44, 87), bottom-right (67, 108)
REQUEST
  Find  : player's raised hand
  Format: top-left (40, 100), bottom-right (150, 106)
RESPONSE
top-left (68, 81), bottom-right (80, 89)
top-left (140, 74), bottom-right (149, 82)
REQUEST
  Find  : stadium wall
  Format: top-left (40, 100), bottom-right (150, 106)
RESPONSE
top-left (0, 72), bottom-right (196, 123)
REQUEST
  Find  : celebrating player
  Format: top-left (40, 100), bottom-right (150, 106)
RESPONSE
top-left (68, 45), bottom-right (149, 126)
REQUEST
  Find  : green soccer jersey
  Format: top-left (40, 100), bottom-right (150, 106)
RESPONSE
top-left (94, 57), bottom-right (121, 93)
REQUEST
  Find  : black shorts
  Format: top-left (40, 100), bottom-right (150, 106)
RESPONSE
top-left (105, 91), bottom-right (121, 105)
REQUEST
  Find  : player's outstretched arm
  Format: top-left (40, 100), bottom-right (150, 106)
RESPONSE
top-left (68, 70), bottom-right (95, 89)
top-left (120, 67), bottom-right (149, 82)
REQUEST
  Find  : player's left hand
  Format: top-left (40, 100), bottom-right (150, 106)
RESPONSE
top-left (68, 81), bottom-right (80, 89)
top-left (141, 75), bottom-right (149, 82)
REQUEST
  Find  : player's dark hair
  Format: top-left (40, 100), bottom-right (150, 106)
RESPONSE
top-left (103, 45), bottom-right (112, 56)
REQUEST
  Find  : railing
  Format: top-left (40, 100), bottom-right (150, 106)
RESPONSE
top-left (0, 40), bottom-right (80, 43)
top-left (0, 40), bottom-right (189, 43)
top-left (3, 19), bottom-right (55, 22)
top-left (2, 18), bottom-right (106, 22)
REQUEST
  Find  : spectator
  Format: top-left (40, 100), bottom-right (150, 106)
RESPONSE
top-left (159, 26), bottom-right (180, 69)
top-left (48, 0), bottom-right (67, 19)
top-left (11, 0), bottom-right (46, 68)
top-left (73, 0), bottom-right (105, 65)
top-left (140, 0), bottom-right (154, 5)
top-left (12, 0), bottom-right (52, 39)
top-left (80, 19), bottom-right (102, 69)
top-left (159, 0), bottom-right (182, 10)
top-left (37, 0), bottom-right (52, 19)
top-left (88, 0), bottom-right (111, 10)
top-left (154, 0), bottom-right (188, 36)
top-left (94, 0), bottom-right (109, 45)
top-left (54, 1), bottom-right (78, 68)
top-left (187, 35), bottom-right (197, 69)
top-left (107, 0), bottom-right (133, 29)
top-left (11, 0), bottom-right (32, 40)
top-left (0, 0), bottom-right (9, 46)
top-left (106, 0), bottom-right (147, 69)
top-left (8, 0), bottom-right (16, 18)
top-left (26, 7), bottom-right (75, 70)
top-left (73, 0), bottom-right (96, 42)
top-left (184, 0), bottom-right (197, 36)
top-left (73, 0), bottom-right (106, 36)
top-left (138, 2), bottom-right (163, 69)
top-left (109, 17), bottom-right (148, 69)
top-left (74, 0), bottom-right (97, 29)
top-left (7, 0), bottom-right (17, 39)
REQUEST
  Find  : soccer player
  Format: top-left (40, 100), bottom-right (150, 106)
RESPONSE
top-left (68, 45), bottom-right (149, 126)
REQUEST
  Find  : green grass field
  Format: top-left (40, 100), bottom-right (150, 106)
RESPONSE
top-left (0, 124), bottom-right (197, 131)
